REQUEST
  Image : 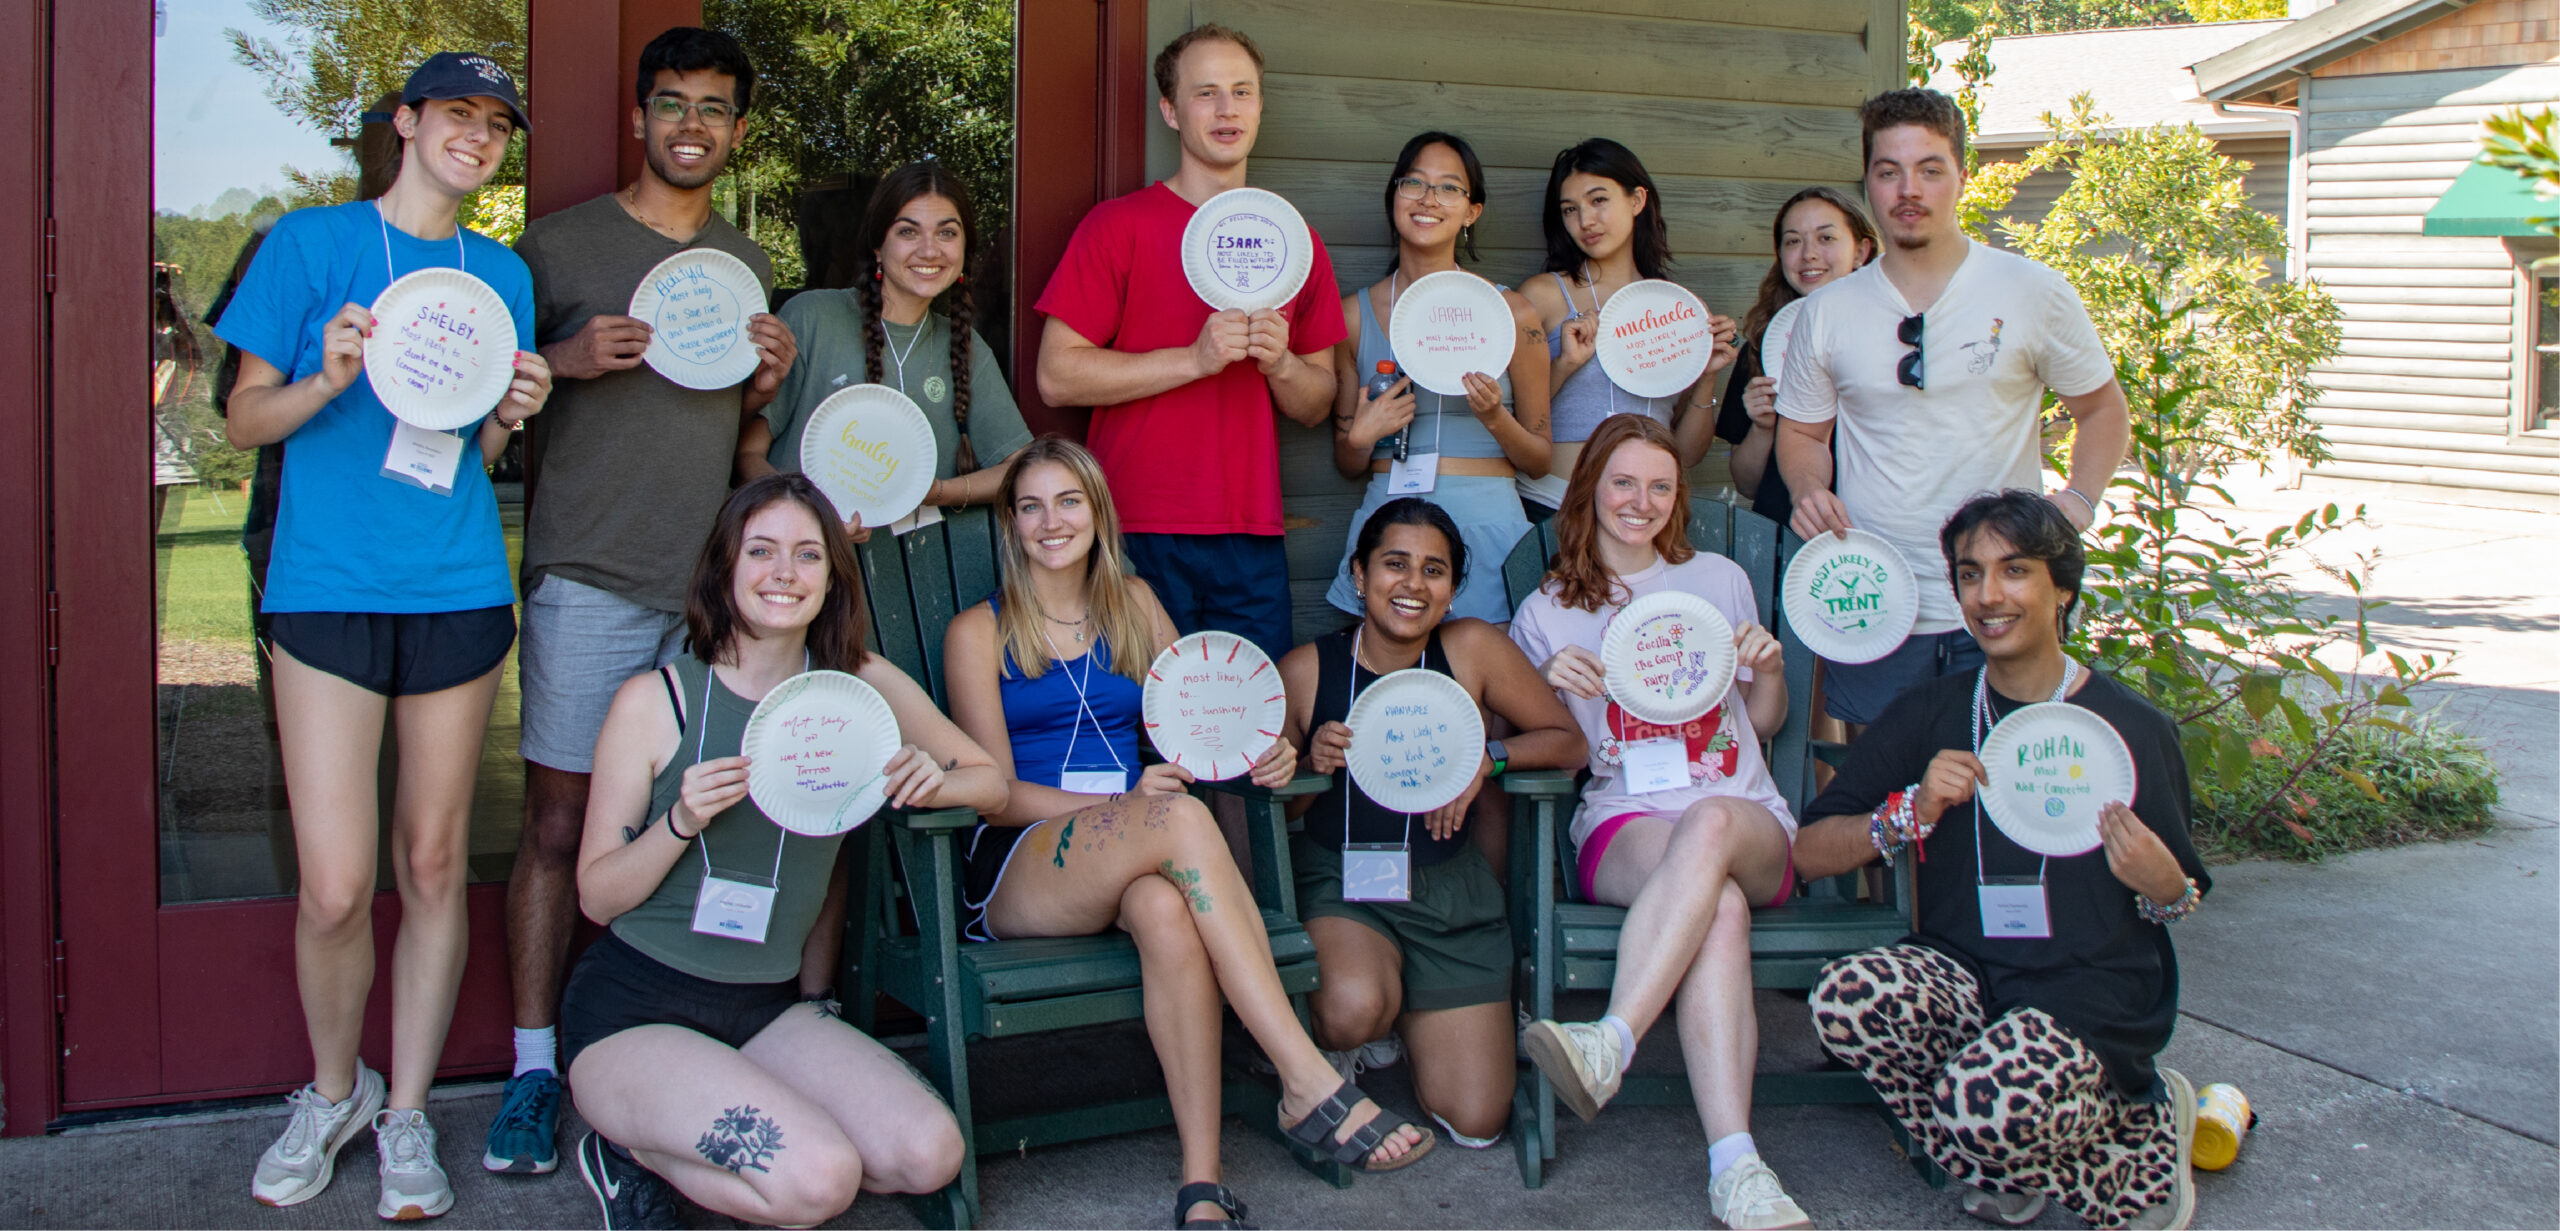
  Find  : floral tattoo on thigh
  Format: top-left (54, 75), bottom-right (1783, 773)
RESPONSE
top-left (697, 1105), bottom-right (786, 1174)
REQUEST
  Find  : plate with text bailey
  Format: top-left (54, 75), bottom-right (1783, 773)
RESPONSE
top-left (800, 383), bottom-right (937, 530)
top-left (1979, 701), bottom-right (2136, 858)
top-left (1142, 631), bottom-right (1287, 782)
top-left (741, 670), bottom-right (902, 837)
top-left (1343, 668), bottom-right (1485, 814)
top-left (365, 268), bottom-right (518, 431)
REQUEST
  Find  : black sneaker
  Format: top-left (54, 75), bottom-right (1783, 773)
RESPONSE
top-left (576, 1131), bottom-right (682, 1230)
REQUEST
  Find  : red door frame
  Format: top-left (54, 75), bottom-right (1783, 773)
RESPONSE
top-left (5, 0), bottom-right (1139, 1133)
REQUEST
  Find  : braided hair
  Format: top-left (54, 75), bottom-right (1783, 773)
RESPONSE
top-left (854, 161), bottom-right (984, 475)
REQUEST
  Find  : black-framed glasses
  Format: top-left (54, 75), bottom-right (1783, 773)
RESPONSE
top-left (1896, 313), bottom-right (1925, 390)
top-left (1391, 176), bottom-right (1471, 208)
top-left (646, 96), bottom-right (737, 127)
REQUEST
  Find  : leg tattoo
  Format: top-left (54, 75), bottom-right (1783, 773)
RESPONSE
top-left (1158, 861), bottom-right (1212, 914)
top-left (697, 1105), bottom-right (786, 1174)
top-left (1052, 817), bottom-right (1075, 868)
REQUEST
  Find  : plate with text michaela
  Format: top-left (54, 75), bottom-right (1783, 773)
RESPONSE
top-left (365, 268), bottom-right (518, 430)
top-left (1979, 701), bottom-right (2136, 858)
top-left (1181, 187), bottom-right (1314, 313)
top-left (800, 384), bottom-right (937, 530)
top-left (630, 247), bottom-right (768, 390)
top-left (1387, 269), bottom-right (1515, 397)
top-left (1142, 631), bottom-right (1286, 782)
top-left (1601, 590), bottom-right (1737, 727)
top-left (742, 670), bottom-right (902, 837)
top-left (1343, 668), bottom-right (1485, 815)
top-left (1781, 528), bottom-right (1919, 664)
top-left (1595, 278), bottom-right (1714, 400)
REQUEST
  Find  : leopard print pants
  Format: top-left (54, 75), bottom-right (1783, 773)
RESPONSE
top-left (1811, 944), bottom-right (2177, 1227)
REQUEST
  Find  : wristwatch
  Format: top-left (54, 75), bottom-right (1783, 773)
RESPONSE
top-left (1484, 738), bottom-right (1509, 778)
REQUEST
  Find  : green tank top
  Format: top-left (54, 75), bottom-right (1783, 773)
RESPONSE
top-left (608, 654), bottom-right (850, 984)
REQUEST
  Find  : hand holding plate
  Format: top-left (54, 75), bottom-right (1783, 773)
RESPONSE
top-left (547, 313), bottom-right (652, 381)
top-left (1193, 310), bottom-right (1253, 377)
top-left (1134, 761), bottom-right (1196, 797)
top-left (320, 303), bottom-right (374, 394)
top-left (1420, 758), bottom-right (1490, 840)
top-left (677, 754), bottom-right (752, 834)
top-left (1247, 734), bottom-right (1297, 789)
top-left (1790, 487), bottom-right (1856, 541)
top-left (1540, 645), bottom-right (1607, 701)
top-left (1702, 313), bottom-right (1741, 376)
top-left (1460, 371), bottom-right (1503, 420)
top-left (1914, 748), bottom-right (1987, 834)
top-left (880, 744), bottom-right (945, 811)
top-left (1742, 376), bottom-right (1778, 428)
top-left (2098, 802), bottom-right (2184, 902)
top-left (500, 350), bottom-right (553, 425)
top-left (1245, 308), bottom-right (1293, 375)
top-left (745, 313), bottom-right (796, 396)
top-left (1307, 721), bottom-right (1353, 775)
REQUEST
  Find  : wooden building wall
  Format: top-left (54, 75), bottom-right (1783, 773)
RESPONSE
top-left (1148, 0), bottom-right (1905, 636)
top-left (2298, 63), bottom-right (2560, 496)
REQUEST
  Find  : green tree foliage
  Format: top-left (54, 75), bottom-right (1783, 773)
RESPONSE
top-left (2479, 106), bottom-right (2559, 239)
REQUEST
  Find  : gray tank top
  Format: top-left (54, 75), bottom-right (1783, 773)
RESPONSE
top-left (610, 654), bottom-right (851, 984)
top-left (1356, 280), bottom-right (1510, 461)
top-left (1546, 271), bottom-right (1678, 444)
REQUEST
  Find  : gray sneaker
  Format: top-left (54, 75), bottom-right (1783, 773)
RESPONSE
top-left (1520, 1018), bottom-right (1623, 1122)
top-left (1961, 1183), bottom-right (2048, 1226)
top-left (374, 1108), bottom-right (455, 1221)
top-left (2127, 1068), bottom-right (2199, 1230)
top-left (251, 1063), bottom-right (385, 1207)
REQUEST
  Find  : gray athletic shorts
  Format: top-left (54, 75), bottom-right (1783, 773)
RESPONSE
top-left (518, 574), bottom-right (687, 773)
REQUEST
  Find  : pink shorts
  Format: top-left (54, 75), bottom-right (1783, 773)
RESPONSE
top-left (1577, 811), bottom-right (1795, 908)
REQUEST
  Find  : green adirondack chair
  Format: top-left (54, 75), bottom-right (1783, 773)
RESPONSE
top-left (838, 506), bottom-right (1340, 1230)
top-left (1495, 497), bottom-right (1920, 1188)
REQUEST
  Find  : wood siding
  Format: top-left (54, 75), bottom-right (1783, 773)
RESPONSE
top-left (2300, 64), bottom-right (2560, 495)
top-left (1155, 0), bottom-right (1904, 634)
top-left (2312, 0), bottom-right (2558, 78)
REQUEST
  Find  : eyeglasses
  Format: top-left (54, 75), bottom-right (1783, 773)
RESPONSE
top-left (1391, 177), bottom-right (1471, 208)
top-left (1896, 313), bottom-right (1925, 390)
top-left (646, 96), bottom-right (737, 127)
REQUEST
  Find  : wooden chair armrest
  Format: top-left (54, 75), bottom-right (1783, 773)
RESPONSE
top-left (1195, 771), bottom-right (1335, 801)
top-left (1810, 739), bottom-right (1852, 767)
top-left (888, 804), bottom-right (981, 833)
top-left (1499, 769), bottom-right (1579, 798)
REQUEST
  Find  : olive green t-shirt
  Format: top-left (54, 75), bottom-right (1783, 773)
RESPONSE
top-left (762, 289), bottom-right (1032, 479)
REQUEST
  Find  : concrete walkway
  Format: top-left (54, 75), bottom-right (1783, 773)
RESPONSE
top-left (4, 479), bottom-right (2552, 1229)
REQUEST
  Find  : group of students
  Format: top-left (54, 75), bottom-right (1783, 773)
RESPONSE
top-left (223, 19), bottom-right (2213, 1231)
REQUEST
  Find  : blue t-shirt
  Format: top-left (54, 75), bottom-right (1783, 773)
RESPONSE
top-left (214, 201), bottom-right (534, 614)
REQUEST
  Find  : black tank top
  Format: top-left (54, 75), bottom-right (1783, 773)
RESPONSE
top-left (1306, 624), bottom-right (1468, 869)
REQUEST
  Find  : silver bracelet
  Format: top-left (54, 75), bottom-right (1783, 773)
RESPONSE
top-left (2054, 487), bottom-right (2100, 521)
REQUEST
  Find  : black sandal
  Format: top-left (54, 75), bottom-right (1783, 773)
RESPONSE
top-left (1277, 1079), bottom-right (1437, 1172)
top-left (1174, 1181), bottom-right (1252, 1229)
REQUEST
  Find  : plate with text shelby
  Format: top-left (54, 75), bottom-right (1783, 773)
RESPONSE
top-left (1343, 668), bottom-right (1485, 814)
top-left (741, 670), bottom-right (902, 837)
top-left (1979, 701), bottom-right (2136, 857)
top-left (1142, 632), bottom-right (1287, 782)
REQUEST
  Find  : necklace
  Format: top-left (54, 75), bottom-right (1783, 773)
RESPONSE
top-left (1031, 596), bottom-right (1091, 645)
top-left (620, 186), bottom-right (699, 240)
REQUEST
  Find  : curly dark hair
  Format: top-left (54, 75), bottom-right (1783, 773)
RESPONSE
top-left (1939, 489), bottom-right (2086, 634)
top-left (1859, 88), bottom-right (1968, 172)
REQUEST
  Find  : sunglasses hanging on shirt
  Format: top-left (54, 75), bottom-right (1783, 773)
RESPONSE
top-left (1896, 313), bottom-right (1925, 390)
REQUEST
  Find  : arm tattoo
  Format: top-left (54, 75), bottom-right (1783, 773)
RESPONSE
top-left (1159, 860), bottom-right (1213, 913)
top-left (697, 1105), bottom-right (786, 1174)
top-left (943, 756), bottom-right (959, 771)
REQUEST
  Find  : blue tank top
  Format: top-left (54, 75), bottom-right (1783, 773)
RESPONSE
top-left (1546, 271), bottom-right (1678, 444)
top-left (991, 594), bottom-right (1142, 788)
top-left (1356, 281), bottom-right (1509, 460)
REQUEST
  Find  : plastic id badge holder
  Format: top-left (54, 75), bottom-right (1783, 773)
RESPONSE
top-left (382, 421), bottom-right (468, 495)
top-left (1976, 878), bottom-right (2051, 939)
top-left (1343, 843), bottom-right (1411, 902)
top-left (693, 869), bottom-right (780, 943)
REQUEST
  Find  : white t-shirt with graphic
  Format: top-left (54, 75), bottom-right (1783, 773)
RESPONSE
top-left (1509, 553), bottom-right (1796, 849)
top-left (1773, 240), bottom-right (2113, 634)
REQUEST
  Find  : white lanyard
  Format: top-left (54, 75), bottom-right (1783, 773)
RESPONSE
top-left (377, 201), bottom-right (465, 282)
top-left (694, 653), bottom-right (807, 888)
top-left (1383, 271), bottom-right (1448, 454)
top-left (1038, 623), bottom-right (1129, 781)
top-left (1970, 659), bottom-right (2078, 888)
top-left (879, 315), bottom-right (926, 397)
top-left (1342, 625), bottom-right (1419, 852)
top-left (1578, 263), bottom-right (1618, 419)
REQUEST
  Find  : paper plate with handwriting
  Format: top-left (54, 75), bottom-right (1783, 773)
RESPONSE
top-left (800, 383), bottom-right (936, 530)
top-left (1142, 631), bottom-right (1286, 782)
top-left (365, 268), bottom-right (518, 430)
top-left (1343, 668), bottom-right (1485, 814)
top-left (1980, 701), bottom-right (2135, 857)
top-left (1759, 298), bottom-right (1806, 395)
top-left (1181, 187), bottom-right (1314, 313)
top-left (1781, 528), bottom-right (1918, 665)
top-left (1595, 278), bottom-right (1714, 399)
top-left (631, 247), bottom-right (767, 390)
top-left (742, 670), bottom-right (902, 837)
top-left (1387, 269), bottom-right (1515, 397)
top-left (1602, 590), bottom-right (1737, 727)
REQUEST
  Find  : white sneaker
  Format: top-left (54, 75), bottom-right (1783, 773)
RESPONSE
top-left (1961, 1182), bottom-right (2048, 1226)
top-left (251, 1063), bottom-right (385, 1207)
top-left (1519, 1018), bottom-right (1623, 1122)
top-left (2127, 1068), bottom-right (2199, 1230)
top-left (1709, 1154), bottom-right (1813, 1230)
top-left (1357, 1033), bottom-right (1406, 1070)
top-left (373, 1108), bottom-right (455, 1221)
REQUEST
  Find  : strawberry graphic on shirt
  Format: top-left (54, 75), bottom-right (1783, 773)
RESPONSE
top-left (1599, 700), bottom-right (1742, 784)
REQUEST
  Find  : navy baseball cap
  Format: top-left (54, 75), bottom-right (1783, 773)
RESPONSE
top-left (402, 52), bottom-right (530, 130)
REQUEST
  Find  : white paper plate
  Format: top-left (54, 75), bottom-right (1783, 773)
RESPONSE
top-left (1595, 278), bottom-right (1714, 400)
top-left (1781, 528), bottom-right (1920, 665)
top-left (1343, 668), bottom-right (1486, 814)
top-left (1387, 270), bottom-right (1515, 397)
top-left (800, 384), bottom-right (937, 530)
top-left (742, 670), bottom-right (902, 837)
top-left (631, 247), bottom-right (768, 390)
top-left (1760, 298), bottom-right (1806, 395)
top-left (365, 268), bottom-right (518, 430)
top-left (1142, 631), bottom-right (1287, 782)
top-left (1602, 590), bottom-right (1737, 727)
top-left (1180, 187), bottom-right (1315, 313)
top-left (1980, 701), bottom-right (2136, 858)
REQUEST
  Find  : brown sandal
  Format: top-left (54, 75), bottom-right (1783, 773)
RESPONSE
top-left (1277, 1079), bottom-right (1436, 1172)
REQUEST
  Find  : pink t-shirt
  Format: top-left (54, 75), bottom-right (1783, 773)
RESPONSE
top-left (1033, 181), bottom-right (1346, 536)
top-left (1509, 553), bottom-right (1797, 847)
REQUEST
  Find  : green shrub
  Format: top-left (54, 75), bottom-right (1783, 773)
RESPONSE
top-left (2194, 714), bottom-right (2501, 859)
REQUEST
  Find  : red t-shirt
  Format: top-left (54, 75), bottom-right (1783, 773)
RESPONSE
top-left (1034, 181), bottom-right (1346, 536)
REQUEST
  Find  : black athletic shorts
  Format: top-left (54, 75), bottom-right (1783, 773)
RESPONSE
top-left (266, 606), bottom-right (516, 697)
top-left (559, 931), bottom-right (801, 1074)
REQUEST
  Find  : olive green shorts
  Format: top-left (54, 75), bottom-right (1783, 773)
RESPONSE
top-left (1292, 835), bottom-right (1514, 1012)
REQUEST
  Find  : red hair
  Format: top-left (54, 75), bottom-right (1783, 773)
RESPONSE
top-left (1543, 414), bottom-right (1694, 612)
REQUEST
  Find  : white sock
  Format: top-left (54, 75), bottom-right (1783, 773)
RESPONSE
top-left (1708, 1131), bottom-right (1758, 1180)
top-left (512, 1027), bottom-right (557, 1079)
top-left (1598, 1014), bottom-right (1638, 1076)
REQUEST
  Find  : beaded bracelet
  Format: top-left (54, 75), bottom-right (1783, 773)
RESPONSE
top-left (1869, 785), bottom-right (1921, 863)
top-left (2136, 877), bottom-right (2202, 925)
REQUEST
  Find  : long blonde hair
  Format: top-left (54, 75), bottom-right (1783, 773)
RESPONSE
top-left (993, 438), bottom-right (1156, 684)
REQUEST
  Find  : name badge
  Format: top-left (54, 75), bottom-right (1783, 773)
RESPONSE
top-left (1342, 843), bottom-right (1411, 902)
top-left (1386, 452), bottom-right (1440, 495)
top-left (381, 420), bottom-right (468, 495)
top-left (1060, 770), bottom-right (1128, 796)
top-left (1977, 878), bottom-right (2052, 940)
top-left (887, 503), bottom-right (945, 536)
top-left (1620, 737), bottom-right (1689, 794)
top-left (692, 873), bottom-right (778, 944)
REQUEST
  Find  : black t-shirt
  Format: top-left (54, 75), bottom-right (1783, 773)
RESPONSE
top-left (1303, 626), bottom-right (1468, 869)
top-left (1808, 669), bottom-right (2211, 1097)
top-left (1713, 337), bottom-right (1834, 529)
